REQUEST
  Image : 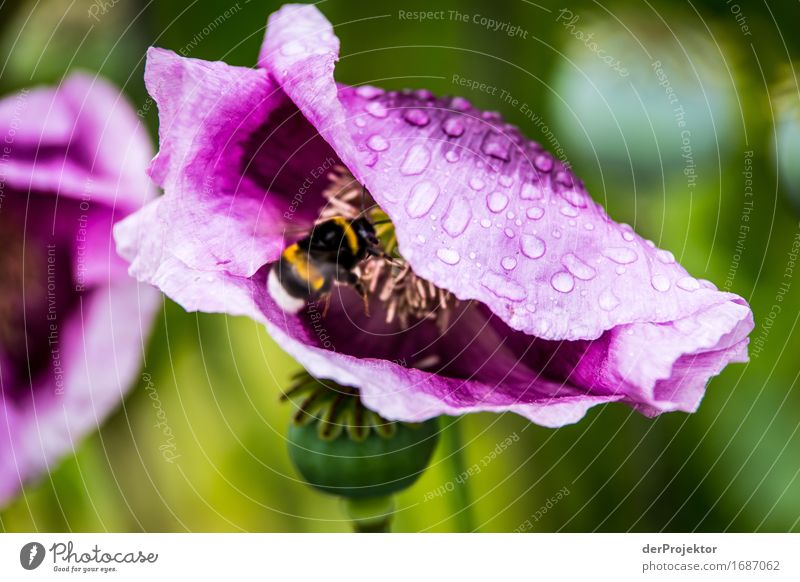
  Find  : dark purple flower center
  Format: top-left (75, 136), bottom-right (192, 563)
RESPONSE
top-left (0, 194), bottom-right (80, 406)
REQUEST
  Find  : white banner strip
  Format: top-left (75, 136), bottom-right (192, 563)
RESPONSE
top-left (1, 533), bottom-right (798, 580)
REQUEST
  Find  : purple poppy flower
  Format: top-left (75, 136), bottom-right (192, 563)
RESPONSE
top-left (0, 75), bottom-right (159, 505)
top-left (115, 4), bottom-right (753, 429)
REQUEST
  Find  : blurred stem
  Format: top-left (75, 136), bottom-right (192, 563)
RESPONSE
top-left (343, 496), bottom-right (394, 533)
top-left (439, 415), bottom-right (477, 532)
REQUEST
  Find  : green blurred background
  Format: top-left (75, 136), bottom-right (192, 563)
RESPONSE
top-left (1, 0), bottom-right (799, 532)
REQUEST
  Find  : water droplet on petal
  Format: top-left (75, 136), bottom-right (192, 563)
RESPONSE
top-left (442, 116), bottom-right (465, 137)
top-left (436, 248), bottom-right (460, 265)
top-left (520, 234), bottom-right (546, 259)
top-left (405, 181), bottom-right (439, 217)
top-left (598, 289), bottom-right (620, 311)
top-left (481, 131), bottom-right (511, 161)
top-left (534, 153), bottom-right (554, 173)
top-left (562, 253), bottom-right (597, 280)
top-left (480, 218), bottom-right (491, 228)
top-left (469, 177), bottom-right (485, 191)
top-left (520, 180), bottom-right (543, 200)
top-left (602, 247), bottom-right (638, 264)
top-left (362, 151), bottom-right (378, 167)
top-left (480, 271), bottom-right (526, 301)
top-left (354, 117), bottom-right (366, 127)
top-left (583, 222), bottom-right (594, 231)
top-left (356, 85), bottom-right (384, 99)
top-left (677, 276), bottom-right (700, 291)
top-left (504, 228), bottom-right (515, 238)
top-left (400, 145), bottom-right (431, 175)
top-left (526, 206), bottom-right (544, 220)
top-left (487, 191), bottom-right (509, 213)
top-left (404, 108), bottom-right (430, 127)
top-left (560, 205), bottom-right (578, 217)
top-left (365, 101), bottom-right (388, 118)
top-left (442, 196), bottom-right (471, 237)
top-left (501, 256), bottom-right (517, 270)
top-left (656, 249), bottom-right (675, 264)
top-left (445, 150), bottom-right (460, 163)
top-left (651, 274), bottom-right (671, 292)
top-left (616, 266), bottom-right (626, 275)
top-left (551, 271), bottom-right (575, 293)
top-left (416, 234), bottom-right (426, 243)
top-left (451, 96), bottom-right (471, 111)
top-left (366, 134), bottom-right (389, 151)
top-left (499, 175), bottom-right (514, 187)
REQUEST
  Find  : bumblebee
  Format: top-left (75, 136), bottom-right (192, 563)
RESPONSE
top-left (268, 216), bottom-right (382, 314)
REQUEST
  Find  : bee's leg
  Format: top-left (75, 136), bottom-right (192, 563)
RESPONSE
top-left (334, 266), bottom-right (370, 317)
top-left (321, 293), bottom-right (332, 317)
top-left (353, 280), bottom-right (370, 317)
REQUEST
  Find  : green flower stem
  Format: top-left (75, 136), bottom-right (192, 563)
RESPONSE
top-left (343, 496), bottom-right (395, 533)
top-left (439, 415), bottom-right (477, 532)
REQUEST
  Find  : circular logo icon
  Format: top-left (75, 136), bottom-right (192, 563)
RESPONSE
top-left (19, 542), bottom-right (45, 570)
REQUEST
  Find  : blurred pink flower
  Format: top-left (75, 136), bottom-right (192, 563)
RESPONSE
top-left (116, 5), bottom-right (752, 429)
top-left (0, 74), bottom-right (159, 505)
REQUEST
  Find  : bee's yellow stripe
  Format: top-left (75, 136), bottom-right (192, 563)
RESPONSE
top-left (332, 216), bottom-right (359, 255)
top-left (282, 244), bottom-right (325, 291)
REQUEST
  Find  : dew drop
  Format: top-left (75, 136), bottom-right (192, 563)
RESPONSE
top-left (520, 234), bottom-right (546, 259)
top-left (404, 108), bottom-right (430, 127)
top-left (445, 150), bottom-right (460, 163)
top-left (354, 117), bottom-right (366, 128)
top-left (451, 96), bottom-right (471, 111)
top-left (469, 177), bottom-right (485, 191)
top-left (656, 249), bottom-right (675, 264)
top-left (651, 274), bottom-right (671, 292)
top-left (560, 205), bottom-right (578, 217)
top-left (356, 85), bottom-right (384, 99)
top-left (677, 276), bottom-right (700, 291)
top-left (405, 181), bottom-right (439, 217)
top-left (481, 131), bottom-right (511, 161)
top-left (436, 248), bottom-right (460, 265)
top-left (598, 289), bottom-right (620, 311)
top-left (583, 222), bottom-right (594, 231)
top-left (400, 145), bottom-right (431, 175)
top-left (520, 181), bottom-right (543, 200)
top-left (562, 253), bottom-right (597, 280)
top-left (501, 256), bottom-right (517, 270)
top-left (506, 211), bottom-right (515, 219)
top-left (602, 247), bottom-right (638, 264)
top-left (416, 234), bottom-right (426, 243)
top-left (442, 116), bottom-right (465, 137)
top-left (526, 206), bottom-right (544, 220)
top-left (469, 252), bottom-right (477, 260)
top-left (442, 196), bottom-right (472, 237)
top-left (559, 188), bottom-right (587, 208)
top-left (480, 218), bottom-right (491, 228)
top-left (365, 101), bottom-right (388, 118)
top-left (499, 175), bottom-right (514, 187)
top-left (534, 153), bottom-right (554, 173)
top-left (480, 271), bottom-right (526, 301)
top-left (487, 191), bottom-right (509, 213)
top-left (551, 271), bottom-right (575, 293)
top-left (616, 266), bottom-right (626, 275)
top-left (366, 134), bottom-right (389, 152)
top-left (552, 229), bottom-right (562, 239)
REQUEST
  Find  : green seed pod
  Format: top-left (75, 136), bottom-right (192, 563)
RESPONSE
top-left (283, 373), bottom-right (439, 499)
